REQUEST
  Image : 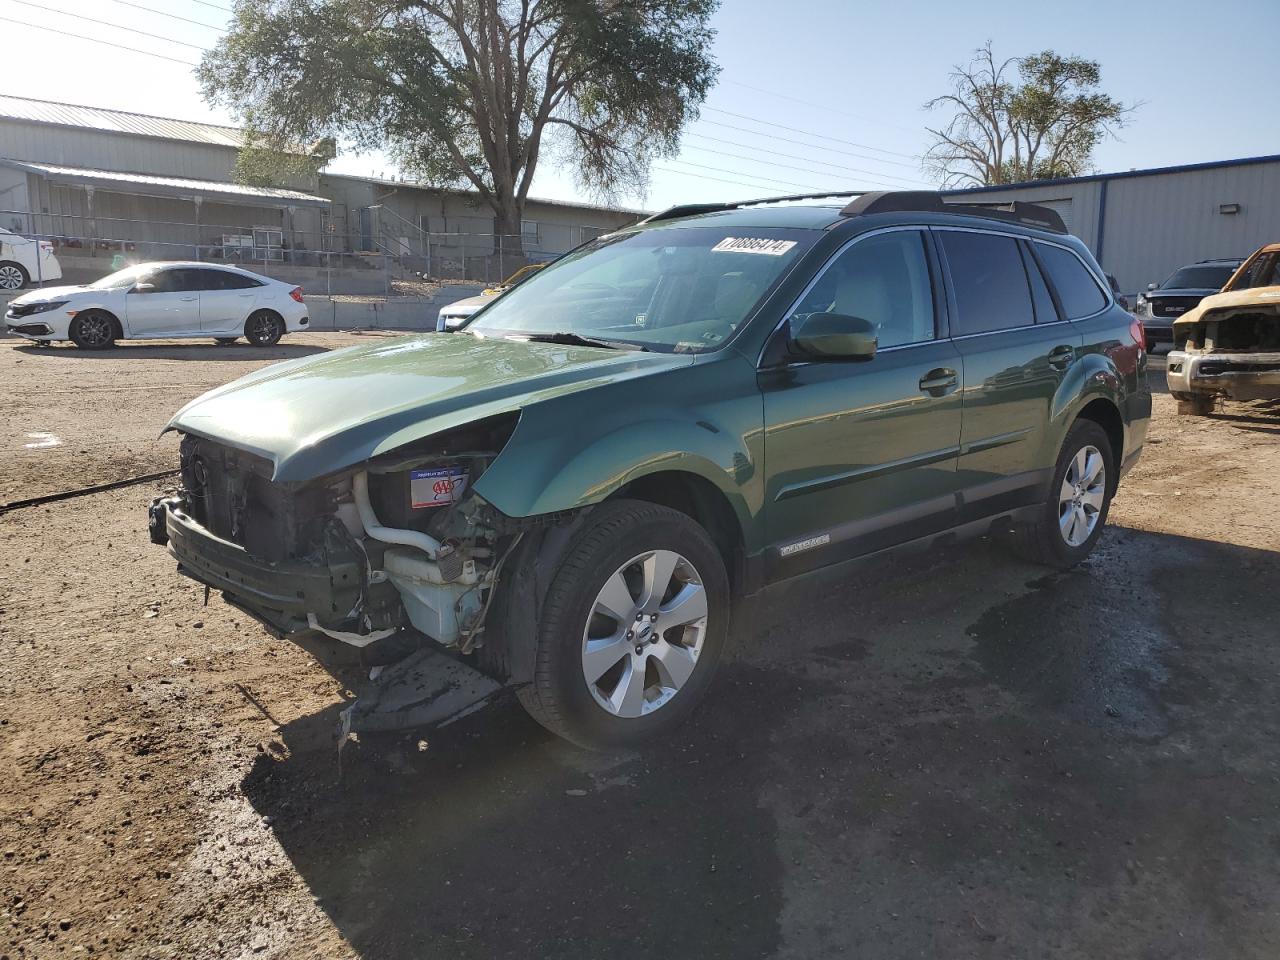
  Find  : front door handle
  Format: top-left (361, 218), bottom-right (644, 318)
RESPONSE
top-left (919, 367), bottom-right (958, 397)
top-left (1048, 344), bottom-right (1074, 369)
top-left (179, 296), bottom-right (198, 302)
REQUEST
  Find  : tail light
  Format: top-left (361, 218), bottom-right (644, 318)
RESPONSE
top-left (1130, 315), bottom-right (1145, 352)
top-left (289, 286), bottom-right (304, 304)
top-left (39, 241), bottom-right (53, 254)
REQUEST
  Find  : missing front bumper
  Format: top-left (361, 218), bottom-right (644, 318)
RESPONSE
top-left (151, 496), bottom-right (366, 634)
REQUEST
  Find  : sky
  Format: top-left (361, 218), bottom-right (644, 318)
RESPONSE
top-left (0, 0), bottom-right (1276, 212)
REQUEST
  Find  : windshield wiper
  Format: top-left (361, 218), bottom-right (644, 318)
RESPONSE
top-left (510, 331), bottom-right (649, 352)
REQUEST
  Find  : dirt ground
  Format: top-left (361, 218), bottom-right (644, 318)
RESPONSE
top-left (1, 338), bottom-right (1278, 959)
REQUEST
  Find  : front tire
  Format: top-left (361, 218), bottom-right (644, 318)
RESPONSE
top-left (68, 310), bottom-right (117, 350)
top-left (1013, 420), bottom-right (1115, 569)
top-left (244, 310), bottom-right (284, 347)
top-left (0, 262), bottom-right (29, 290)
top-left (517, 499), bottom-right (729, 750)
top-left (214, 336), bottom-right (239, 346)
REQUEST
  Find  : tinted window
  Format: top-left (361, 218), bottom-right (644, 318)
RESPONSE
top-left (207, 269), bottom-right (262, 290)
top-left (938, 231), bottom-right (1034, 335)
top-left (1037, 244), bottom-right (1107, 319)
top-left (1163, 265), bottom-right (1236, 290)
top-left (805, 231), bottom-right (935, 348)
top-left (1020, 242), bottom-right (1059, 323)
top-left (149, 268), bottom-right (202, 293)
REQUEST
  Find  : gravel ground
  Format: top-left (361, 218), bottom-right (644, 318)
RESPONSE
top-left (1, 339), bottom-right (1278, 959)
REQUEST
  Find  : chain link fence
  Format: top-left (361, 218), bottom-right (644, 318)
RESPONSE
top-left (1, 206), bottom-right (610, 295)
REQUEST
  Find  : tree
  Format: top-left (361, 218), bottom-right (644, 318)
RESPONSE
top-left (923, 42), bottom-right (1133, 188)
top-left (199, 0), bottom-right (720, 255)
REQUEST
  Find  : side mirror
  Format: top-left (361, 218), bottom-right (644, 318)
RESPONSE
top-left (132, 282), bottom-right (155, 294)
top-left (790, 312), bottom-right (877, 361)
top-left (1146, 282), bottom-right (1157, 291)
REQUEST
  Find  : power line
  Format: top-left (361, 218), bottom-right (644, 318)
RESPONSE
top-left (102, 0), bottom-right (226, 31)
top-left (665, 158), bottom-right (836, 193)
top-left (703, 106), bottom-right (921, 160)
top-left (0, 15), bottom-right (200, 65)
top-left (653, 165), bottom-right (828, 195)
top-left (188, 0), bottom-right (233, 11)
top-left (679, 143), bottom-right (924, 192)
top-left (697, 117), bottom-right (922, 171)
top-left (683, 132), bottom-right (928, 187)
top-left (8, 0), bottom-right (209, 50)
top-left (722, 79), bottom-right (920, 136)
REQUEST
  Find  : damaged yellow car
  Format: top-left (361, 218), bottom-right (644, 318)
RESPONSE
top-left (1168, 243), bottom-right (1280, 415)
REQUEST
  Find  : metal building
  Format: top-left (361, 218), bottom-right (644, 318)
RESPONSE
top-left (944, 154), bottom-right (1280, 297)
top-left (0, 94), bottom-right (638, 288)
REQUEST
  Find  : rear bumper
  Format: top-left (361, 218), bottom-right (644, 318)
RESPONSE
top-left (1167, 350), bottom-right (1280, 401)
top-left (151, 496), bottom-right (363, 632)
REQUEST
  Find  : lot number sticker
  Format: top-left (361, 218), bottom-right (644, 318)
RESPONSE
top-left (712, 237), bottom-right (797, 256)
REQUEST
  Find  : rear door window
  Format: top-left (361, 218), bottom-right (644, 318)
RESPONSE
top-left (937, 231), bottom-right (1034, 336)
top-left (1036, 244), bottom-right (1108, 319)
top-left (214, 271), bottom-right (263, 290)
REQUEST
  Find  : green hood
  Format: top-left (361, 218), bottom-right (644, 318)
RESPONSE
top-left (167, 333), bottom-right (689, 482)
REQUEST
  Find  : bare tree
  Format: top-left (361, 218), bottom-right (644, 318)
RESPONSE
top-left (924, 42), bottom-right (1134, 188)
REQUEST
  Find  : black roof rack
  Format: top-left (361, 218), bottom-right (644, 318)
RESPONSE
top-left (638, 189), bottom-right (1067, 234)
top-left (638, 191), bottom-right (865, 225)
top-left (840, 191), bottom-right (1067, 233)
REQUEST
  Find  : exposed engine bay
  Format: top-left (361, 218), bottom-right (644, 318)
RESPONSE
top-left (148, 414), bottom-right (531, 655)
top-left (1169, 305), bottom-right (1280, 403)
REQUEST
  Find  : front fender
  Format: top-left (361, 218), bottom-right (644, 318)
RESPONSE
top-left (475, 412), bottom-right (758, 532)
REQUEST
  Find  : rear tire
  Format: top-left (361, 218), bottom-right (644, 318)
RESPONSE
top-left (214, 336), bottom-right (239, 346)
top-left (516, 499), bottom-right (729, 750)
top-left (1012, 419), bottom-right (1115, 569)
top-left (244, 310), bottom-right (284, 347)
top-left (68, 310), bottom-right (117, 350)
top-left (0, 262), bottom-right (29, 290)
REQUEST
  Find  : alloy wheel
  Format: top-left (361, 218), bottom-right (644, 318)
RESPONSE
top-left (76, 313), bottom-right (113, 347)
top-left (1058, 444), bottom-right (1106, 547)
top-left (581, 549), bottom-right (709, 718)
top-left (247, 313), bottom-right (280, 345)
top-left (0, 265), bottom-right (24, 290)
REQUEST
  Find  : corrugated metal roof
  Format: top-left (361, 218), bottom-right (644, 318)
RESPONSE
top-left (0, 95), bottom-right (245, 148)
top-left (0, 158), bottom-right (329, 207)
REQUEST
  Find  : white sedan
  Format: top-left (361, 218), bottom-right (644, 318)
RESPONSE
top-left (0, 227), bottom-right (62, 289)
top-left (4, 262), bottom-right (309, 349)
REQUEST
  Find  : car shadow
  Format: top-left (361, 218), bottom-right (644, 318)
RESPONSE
top-left (234, 525), bottom-right (1280, 959)
top-left (8, 341), bottom-right (330, 361)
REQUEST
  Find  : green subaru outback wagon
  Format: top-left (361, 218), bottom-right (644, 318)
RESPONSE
top-left (149, 191), bottom-right (1150, 748)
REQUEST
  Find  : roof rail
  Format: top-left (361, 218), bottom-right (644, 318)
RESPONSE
top-left (638, 191), bottom-right (866, 225)
top-left (840, 191), bottom-right (1067, 233)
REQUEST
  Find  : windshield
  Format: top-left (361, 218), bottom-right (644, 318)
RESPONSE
top-left (467, 226), bottom-right (816, 353)
top-left (1161, 265), bottom-right (1236, 290)
top-left (89, 265), bottom-right (154, 290)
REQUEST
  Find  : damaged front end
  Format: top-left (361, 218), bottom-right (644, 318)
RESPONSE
top-left (1168, 299), bottom-right (1280, 404)
top-left (148, 413), bottom-right (526, 657)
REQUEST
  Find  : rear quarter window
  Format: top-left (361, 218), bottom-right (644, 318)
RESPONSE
top-left (1036, 244), bottom-right (1108, 319)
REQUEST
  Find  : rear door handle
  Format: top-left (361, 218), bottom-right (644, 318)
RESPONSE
top-left (919, 367), bottom-right (958, 396)
top-left (179, 296), bottom-right (198, 302)
top-left (1048, 344), bottom-right (1074, 369)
